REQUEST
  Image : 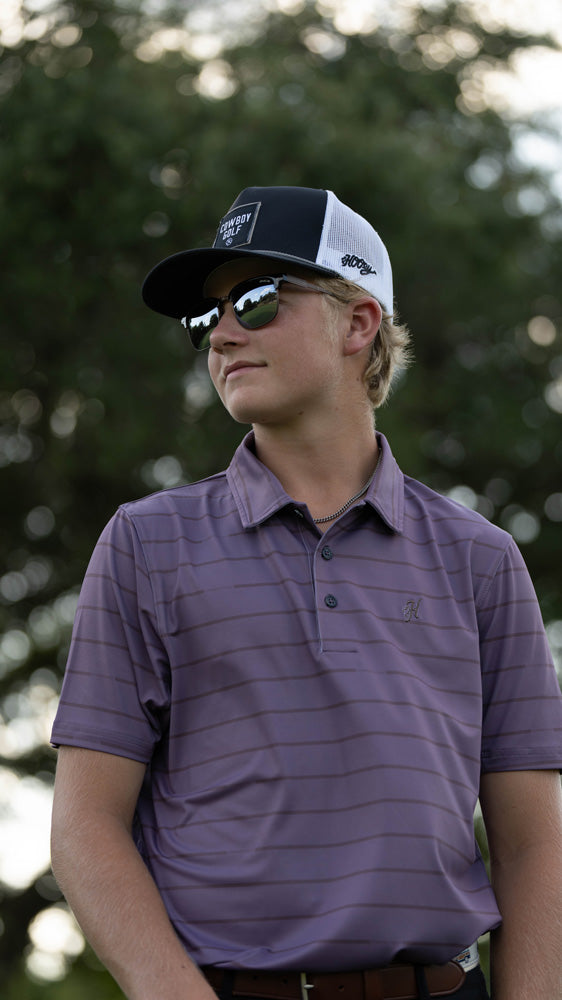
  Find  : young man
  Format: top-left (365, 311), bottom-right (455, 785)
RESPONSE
top-left (51, 186), bottom-right (562, 1000)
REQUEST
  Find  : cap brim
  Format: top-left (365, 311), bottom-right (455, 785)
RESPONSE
top-left (141, 247), bottom-right (339, 319)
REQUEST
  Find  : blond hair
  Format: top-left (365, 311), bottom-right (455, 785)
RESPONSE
top-left (311, 274), bottom-right (412, 410)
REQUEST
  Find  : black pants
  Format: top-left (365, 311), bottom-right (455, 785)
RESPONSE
top-left (214, 967), bottom-right (490, 1000)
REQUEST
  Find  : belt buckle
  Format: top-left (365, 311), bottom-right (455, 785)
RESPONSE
top-left (300, 973), bottom-right (315, 1000)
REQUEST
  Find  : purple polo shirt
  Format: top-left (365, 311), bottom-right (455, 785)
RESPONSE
top-left (51, 432), bottom-right (562, 971)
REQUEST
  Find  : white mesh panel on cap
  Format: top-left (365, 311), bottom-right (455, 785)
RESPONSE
top-left (316, 191), bottom-right (393, 312)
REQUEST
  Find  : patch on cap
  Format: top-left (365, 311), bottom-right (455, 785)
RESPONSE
top-left (213, 201), bottom-right (261, 249)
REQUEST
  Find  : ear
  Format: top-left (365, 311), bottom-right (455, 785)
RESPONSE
top-left (342, 297), bottom-right (382, 357)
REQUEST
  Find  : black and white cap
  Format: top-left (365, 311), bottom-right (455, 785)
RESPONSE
top-left (142, 185), bottom-right (393, 317)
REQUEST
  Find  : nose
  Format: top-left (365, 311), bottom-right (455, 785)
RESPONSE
top-left (208, 305), bottom-right (250, 351)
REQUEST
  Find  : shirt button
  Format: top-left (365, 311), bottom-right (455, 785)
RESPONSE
top-left (321, 545), bottom-right (333, 560)
top-left (324, 594), bottom-right (338, 608)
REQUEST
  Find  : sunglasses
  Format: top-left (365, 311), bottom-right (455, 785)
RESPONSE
top-left (181, 274), bottom-right (339, 350)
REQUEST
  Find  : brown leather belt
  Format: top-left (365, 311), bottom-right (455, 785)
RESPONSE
top-left (203, 962), bottom-right (466, 1000)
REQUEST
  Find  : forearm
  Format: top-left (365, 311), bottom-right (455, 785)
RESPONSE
top-left (51, 814), bottom-right (216, 1000)
top-left (490, 843), bottom-right (562, 1000)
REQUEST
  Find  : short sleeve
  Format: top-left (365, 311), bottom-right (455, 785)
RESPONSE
top-left (50, 508), bottom-right (170, 762)
top-left (478, 538), bottom-right (562, 772)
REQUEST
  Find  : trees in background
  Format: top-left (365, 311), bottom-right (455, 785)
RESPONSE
top-left (1, 0), bottom-right (560, 993)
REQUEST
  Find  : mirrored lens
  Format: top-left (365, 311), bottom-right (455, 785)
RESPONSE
top-left (181, 306), bottom-right (220, 350)
top-left (233, 282), bottom-right (279, 329)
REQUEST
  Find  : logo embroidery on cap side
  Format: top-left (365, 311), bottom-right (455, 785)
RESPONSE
top-left (341, 253), bottom-right (376, 276)
top-left (214, 201), bottom-right (261, 249)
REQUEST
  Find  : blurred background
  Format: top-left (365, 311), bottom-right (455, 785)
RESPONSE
top-left (1, 0), bottom-right (561, 995)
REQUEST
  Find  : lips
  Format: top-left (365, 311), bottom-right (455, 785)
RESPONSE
top-left (224, 361), bottom-right (266, 379)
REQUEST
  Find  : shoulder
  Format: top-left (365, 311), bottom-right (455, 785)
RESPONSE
top-left (120, 470), bottom-right (229, 519)
top-left (403, 473), bottom-right (511, 549)
top-left (401, 474), bottom-right (519, 602)
top-left (114, 470), bottom-right (237, 539)
top-left (88, 471), bottom-right (235, 572)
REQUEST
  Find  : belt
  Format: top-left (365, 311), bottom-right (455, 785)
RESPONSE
top-left (203, 961), bottom-right (466, 1000)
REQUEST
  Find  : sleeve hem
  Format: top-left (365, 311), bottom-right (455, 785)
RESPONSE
top-left (481, 746), bottom-right (562, 773)
top-left (50, 727), bottom-right (153, 763)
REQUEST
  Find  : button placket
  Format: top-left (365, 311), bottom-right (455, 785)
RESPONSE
top-left (315, 540), bottom-right (339, 618)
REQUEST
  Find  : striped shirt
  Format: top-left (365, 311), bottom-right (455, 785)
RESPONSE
top-left (51, 431), bottom-right (562, 970)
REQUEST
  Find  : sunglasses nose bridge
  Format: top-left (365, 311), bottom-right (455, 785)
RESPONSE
top-left (207, 299), bottom-right (252, 349)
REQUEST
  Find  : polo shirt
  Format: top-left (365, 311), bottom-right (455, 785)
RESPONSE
top-left (51, 431), bottom-right (562, 971)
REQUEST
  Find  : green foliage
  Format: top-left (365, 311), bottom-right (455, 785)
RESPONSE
top-left (1, 0), bottom-right (561, 991)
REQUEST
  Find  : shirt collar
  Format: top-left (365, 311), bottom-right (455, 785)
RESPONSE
top-left (227, 431), bottom-right (404, 533)
top-left (365, 432), bottom-right (404, 533)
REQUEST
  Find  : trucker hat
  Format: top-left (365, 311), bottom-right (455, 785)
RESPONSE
top-left (141, 185), bottom-right (393, 318)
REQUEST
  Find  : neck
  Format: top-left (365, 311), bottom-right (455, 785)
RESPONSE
top-left (253, 417), bottom-right (379, 527)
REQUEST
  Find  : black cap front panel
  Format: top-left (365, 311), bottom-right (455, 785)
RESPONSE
top-left (220, 186), bottom-right (328, 260)
top-left (142, 186), bottom-right (333, 318)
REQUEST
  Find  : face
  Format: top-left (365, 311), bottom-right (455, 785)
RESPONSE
top-left (204, 260), bottom-right (351, 432)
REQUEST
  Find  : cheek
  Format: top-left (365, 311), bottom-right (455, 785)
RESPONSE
top-left (207, 353), bottom-right (221, 394)
top-left (207, 357), bottom-right (228, 410)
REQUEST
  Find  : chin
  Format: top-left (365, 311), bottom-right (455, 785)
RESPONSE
top-left (223, 395), bottom-right (275, 426)
top-left (222, 391), bottom-right (298, 427)
top-left (228, 408), bottom-right (271, 425)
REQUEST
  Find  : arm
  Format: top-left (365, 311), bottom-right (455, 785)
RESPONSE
top-left (51, 746), bottom-right (217, 1000)
top-left (479, 769), bottom-right (562, 1000)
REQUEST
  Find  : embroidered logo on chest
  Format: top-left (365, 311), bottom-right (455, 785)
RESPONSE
top-left (403, 598), bottom-right (421, 623)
